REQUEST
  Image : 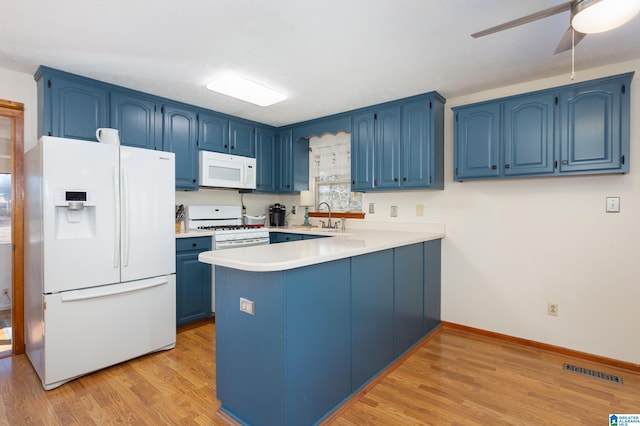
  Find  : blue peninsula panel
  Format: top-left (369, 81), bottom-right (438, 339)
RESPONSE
top-left (214, 240), bottom-right (442, 425)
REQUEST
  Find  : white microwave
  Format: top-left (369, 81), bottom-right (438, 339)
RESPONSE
top-left (199, 151), bottom-right (257, 190)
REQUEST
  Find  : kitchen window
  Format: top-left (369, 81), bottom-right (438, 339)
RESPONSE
top-left (309, 132), bottom-right (362, 212)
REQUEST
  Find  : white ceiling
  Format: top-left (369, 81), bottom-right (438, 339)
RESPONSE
top-left (1, 0), bottom-right (639, 127)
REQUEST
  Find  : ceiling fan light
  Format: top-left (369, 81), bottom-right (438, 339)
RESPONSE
top-left (571, 0), bottom-right (640, 34)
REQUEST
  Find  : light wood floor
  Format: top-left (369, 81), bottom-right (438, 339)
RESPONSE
top-left (1, 323), bottom-right (638, 425)
top-left (331, 329), bottom-right (640, 426)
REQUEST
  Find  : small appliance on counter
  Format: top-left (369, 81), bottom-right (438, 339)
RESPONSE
top-left (269, 203), bottom-right (286, 227)
top-left (243, 214), bottom-right (266, 226)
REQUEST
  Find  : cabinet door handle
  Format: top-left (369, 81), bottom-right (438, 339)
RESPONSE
top-left (394, 177), bottom-right (398, 182)
top-left (491, 165), bottom-right (497, 170)
top-left (224, 144), bottom-right (228, 148)
top-left (554, 160), bottom-right (558, 169)
top-left (504, 164), bottom-right (510, 169)
top-left (192, 243), bottom-right (197, 247)
top-left (403, 177), bottom-right (407, 182)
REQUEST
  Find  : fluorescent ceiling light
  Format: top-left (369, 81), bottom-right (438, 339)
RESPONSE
top-left (572, 0), bottom-right (640, 34)
top-left (206, 74), bottom-right (287, 107)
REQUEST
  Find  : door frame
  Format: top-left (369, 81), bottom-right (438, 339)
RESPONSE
top-left (0, 99), bottom-right (25, 354)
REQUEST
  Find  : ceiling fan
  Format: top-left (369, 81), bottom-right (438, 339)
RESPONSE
top-left (472, 0), bottom-right (640, 54)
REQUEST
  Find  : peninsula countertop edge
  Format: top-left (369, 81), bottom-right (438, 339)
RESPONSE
top-left (198, 228), bottom-right (445, 272)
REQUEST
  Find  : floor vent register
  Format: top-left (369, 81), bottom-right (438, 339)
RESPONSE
top-left (563, 363), bottom-right (623, 385)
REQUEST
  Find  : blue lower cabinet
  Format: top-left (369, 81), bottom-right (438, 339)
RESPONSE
top-left (215, 268), bottom-right (286, 425)
top-left (215, 241), bottom-right (442, 425)
top-left (351, 250), bottom-right (394, 390)
top-left (394, 243), bottom-right (425, 356)
top-left (424, 239), bottom-right (442, 334)
top-left (175, 238), bottom-right (211, 326)
top-left (302, 234), bottom-right (326, 240)
top-left (284, 260), bottom-right (351, 425)
top-left (216, 260), bottom-right (351, 426)
top-left (270, 232), bottom-right (327, 243)
top-left (269, 232), bottom-right (303, 244)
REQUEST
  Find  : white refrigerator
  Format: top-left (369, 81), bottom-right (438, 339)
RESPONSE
top-left (25, 136), bottom-right (177, 390)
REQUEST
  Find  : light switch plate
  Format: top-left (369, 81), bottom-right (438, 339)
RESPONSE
top-left (606, 197), bottom-right (620, 213)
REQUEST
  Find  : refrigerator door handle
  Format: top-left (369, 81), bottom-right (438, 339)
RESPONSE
top-left (61, 277), bottom-right (170, 302)
top-left (121, 166), bottom-right (130, 267)
top-left (113, 166), bottom-right (120, 269)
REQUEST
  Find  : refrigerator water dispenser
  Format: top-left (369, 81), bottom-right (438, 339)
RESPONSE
top-left (54, 190), bottom-right (97, 239)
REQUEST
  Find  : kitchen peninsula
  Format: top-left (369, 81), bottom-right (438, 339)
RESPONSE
top-left (199, 228), bottom-right (444, 426)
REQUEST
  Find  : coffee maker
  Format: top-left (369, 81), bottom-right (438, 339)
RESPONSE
top-left (269, 203), bottom-right (286, 227)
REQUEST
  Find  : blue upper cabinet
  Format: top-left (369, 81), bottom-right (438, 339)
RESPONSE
top-left (402, 96), bottom-right (444, 189)
top-left (375, 106), bottom-right (402, 189)
top-left (454, 72), bottom-right (633, 181)
top-left (229, 119), bottom-right (255, 157)
top-left (277, 128), bottom-right (309, 194)
top-left (503, 92), bottom-right (556, 177)
top-left (110, 90), bottom-right (160, 150)
top-left (35, 67), bottom-right (108, 141)
top-left (198, 110), bottom-right (229, 153)
top-left (277, 129), bottom-right (293, 192)
top-left (453, 102), bottom-right (501, 180)
top-left (199, 114), bottom-right (256, 158)
top-left (162, 103), bottom-right (198, 190)
top-left (352, 93), bottom-right (445, 192)
top-left (351, 111), bottom-right (376, 191)
top-left (559, 76), bottom-right (630, 174)
top-left (255, 126), bottom-right (277, 193)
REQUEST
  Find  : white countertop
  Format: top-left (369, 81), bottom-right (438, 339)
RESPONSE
top-left (197, 227), bottom-right (445, 272)
top-left (175, 229), bottom-right (215, 238)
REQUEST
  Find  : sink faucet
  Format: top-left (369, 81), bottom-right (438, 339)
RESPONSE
top-left (317, 202), bottom-right (334, 229)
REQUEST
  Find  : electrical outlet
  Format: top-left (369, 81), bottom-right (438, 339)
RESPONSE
top-left (390, 206), bottom-right (398, 217)
top-left (369, 203), bottom-right (375, 214)
top-left (548, 302), bottom-right (558, 316)
top-left (2, 288), bottom-right (8, 295)
top-left (240, 297), bottom-right (255, 315)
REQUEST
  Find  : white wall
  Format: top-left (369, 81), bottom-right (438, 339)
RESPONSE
top-left (175, 187), bottom-right (281, 224)
top-left (349, 59), bottom-right (640, 365)
top-left (0, 67), bottom-right (38, 309)
top-left (0, 67), bottom-right (38, 151)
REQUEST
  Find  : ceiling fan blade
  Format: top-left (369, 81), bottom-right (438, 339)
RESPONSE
top-left (471, 1), bottom-right (573, 38)
top-left (554, 27), bottom-right (587, 54)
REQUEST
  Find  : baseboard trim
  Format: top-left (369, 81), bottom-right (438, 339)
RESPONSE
top-left (441, 321), bottom-right (640, 373)
top-left (321, 326), bottom-right (443, 425)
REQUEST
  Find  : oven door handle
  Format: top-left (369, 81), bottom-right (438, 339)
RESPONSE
top-left (216, 238), bottom-right (269, 249)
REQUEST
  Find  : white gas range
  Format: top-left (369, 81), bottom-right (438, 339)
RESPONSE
top-left (186, 205), bottom-right (269, 249)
